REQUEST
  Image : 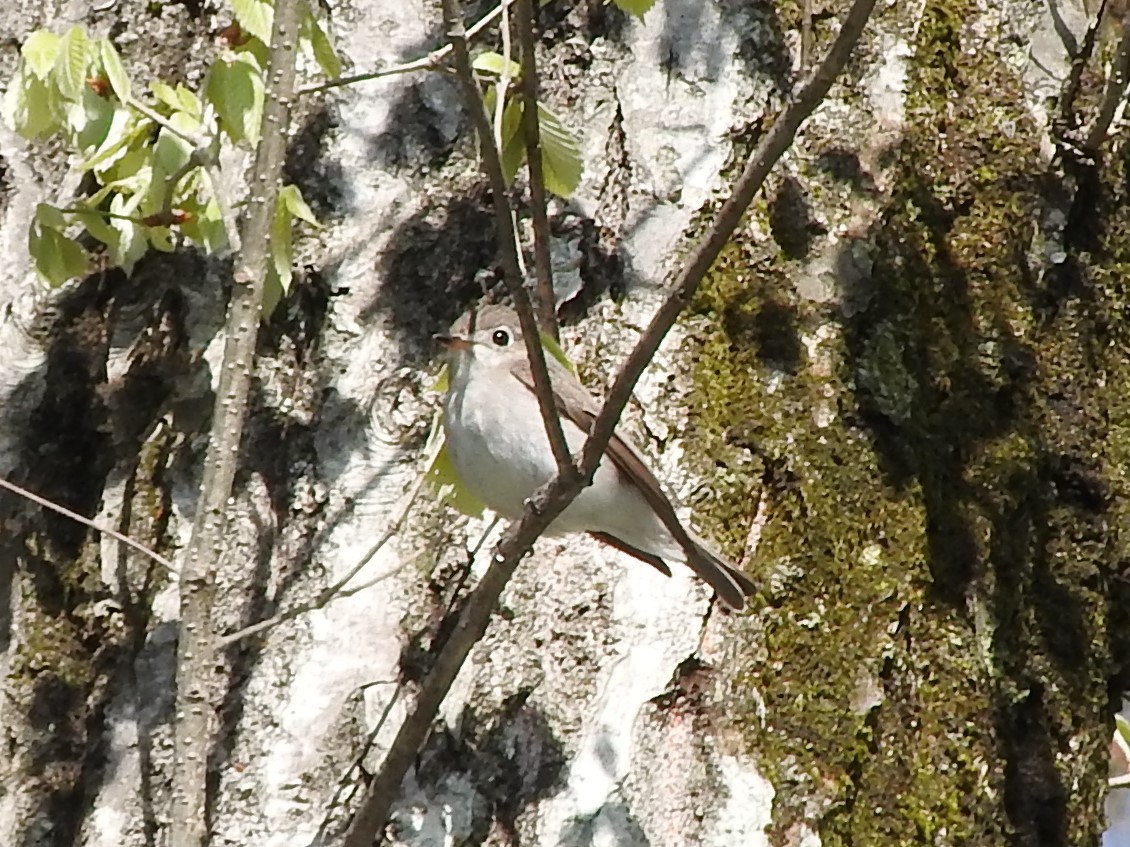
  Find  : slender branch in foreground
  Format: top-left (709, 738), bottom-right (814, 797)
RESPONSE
top-left (0, 475), bottom-right (174, 572)
top-left (442, 0), bottom-right (575, 476)
top-left (578, 0), bottom-right (878, 481)
top-left (299, 0), bottom-right (519, 95)
top-left (167, 1), bottom-right (302, 845)
top-left (216, 469), bottom-right (430, 648)
top-left (1084, 20), bottom-right (1130, 151)
top-left (340, 1), bottom-right (878, 844)
top-left (515, 0), bottom-right (558, 338)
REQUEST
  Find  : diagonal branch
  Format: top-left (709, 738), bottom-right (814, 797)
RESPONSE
top-left (167, 0), bottom-right (302, 844)
top-left (339, 1), bottom-right (878, 844)
top-left (515, 0), bottom-right (558, 338)
top-left (578, 0), bottom-right (878, 482)
top-left (442, 0), bottom-right (576, 476)
top-left (0, 474), bottom-right (174, 571)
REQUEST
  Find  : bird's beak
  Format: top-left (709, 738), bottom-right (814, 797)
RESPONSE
top-left (435, 332), bottom-right (471, 351)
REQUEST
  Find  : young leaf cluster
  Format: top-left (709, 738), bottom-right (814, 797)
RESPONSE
top-left (473, 51), bottom-right (583, 198)
top-left (3, 2), bottom-right (336, 304)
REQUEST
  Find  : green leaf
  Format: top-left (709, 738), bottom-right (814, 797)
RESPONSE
top-left (4, 72), bottom-right (64, 139)
top-left (150, 81), bottom-right (182, 111)
top-left (230, 0), bottom-right (274, 43)
top-left (301, 8), bottom-right (342, 79)
top-left (21, 31), bottom-right (62, 80)
top-left (98, 39), bottom-right (131, 102)
top-left (498, 97), bottom-right (526, 184)
top-left (179, 196), bottom-right (227, 254)
top-left (473, 51), bottom-right (522, 80)
top-left (174, 84), bottom-right (203, 118)
top-left (79, 105), bottom-right (141, 172)
top-left (54, 26), bottom-right (92, 101)
top-left (269, 188), bottom-right (295, 297)
top-left (71, 208), bottom-right (120, 249)
top-left (279, 183), bottom-right (320, 227)
top-left (153, 124), bottom-right (194, 174)
top-left (109, 192), bottom-right (148, 272)
top-left (35, 203), bottom-right (67, 229)
top-left (419, 408), bottom-right (488, 519)
top-left (28, 219), bottom-right (89, 286)
top-left (206, 53), bottom-right (264, 145)
top-left (1117, 714), bottom-right (1130, 746)
top-left (537, 103), bottom-right (583, 197)
top-left (74, 87), bottom-right (117, 155)
top-left (610, 0), bottom-right (659, 19)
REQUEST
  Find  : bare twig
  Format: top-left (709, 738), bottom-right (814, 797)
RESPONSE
top-left (167, 0), bottom-right (302, 844)
top-left (515, 0), bottom-right (558, 338)
top-left (126, 96), bottom-right (210, 150)
top-left (443, 0), bottom-right (575, 476)
top-left (0, 475), bottom-right (175, 572)
top-left (216, 470), bottom-right (430, 648)
top-left (299, 0), bottom-right (520, 95)
top-left (1085, 19), bottom-right (1130, 150)
top-left (340, 1), bottom-right (878, 844)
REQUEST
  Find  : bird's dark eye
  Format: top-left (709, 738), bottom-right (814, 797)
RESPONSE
top-left (491, 329), bottom-right (512, 347)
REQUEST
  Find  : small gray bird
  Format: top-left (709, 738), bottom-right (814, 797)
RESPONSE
top-left (438, 305), bottom-right (756, 609)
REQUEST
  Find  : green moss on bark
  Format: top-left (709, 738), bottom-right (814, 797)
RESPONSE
top-left (680, 0), bottom-right (1128, 843)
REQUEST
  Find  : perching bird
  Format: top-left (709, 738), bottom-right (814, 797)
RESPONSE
top-left (438, 305), bottom-right (755, 609)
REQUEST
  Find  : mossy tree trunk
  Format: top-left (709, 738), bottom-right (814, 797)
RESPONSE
top-left (0, 0), bottom-right (1127, 845)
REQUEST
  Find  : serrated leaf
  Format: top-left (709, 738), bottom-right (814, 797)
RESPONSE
top-left (537, 103), bottom-right (582, 197)
top-left (279, 183), bottom-right (320, 227)
top-left (206, 54), bottom-right (264, 145)
top-left (29, 220), bottom-right (89, 286)
top-left (301, 7), bottom-right (342, 79)
top-left (610, 0), bottom-right (659, 19)
top-left (230, 0), bottom-right (274, 43)
top-left (473, 51), bottom-right (522, 80)
top-left (54, 26), bottom-right (91, 101)
top-left (22, 31), bottom-right (62, 80)
top-left (98, 38), bottom-right (131, 102)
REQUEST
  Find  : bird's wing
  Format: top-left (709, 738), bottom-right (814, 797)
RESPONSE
top-left (510, 355), bottom-right (693, 547)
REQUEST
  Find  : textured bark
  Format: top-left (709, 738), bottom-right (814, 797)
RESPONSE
top-left (0, 0), bottom-right (1126, 846)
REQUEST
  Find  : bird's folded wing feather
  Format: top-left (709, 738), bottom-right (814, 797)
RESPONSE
top-left (510, 356), bottom-right (697, 552)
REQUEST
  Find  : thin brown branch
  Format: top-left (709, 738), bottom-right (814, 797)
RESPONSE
top-left (443, 0), bottom-right (575, 475)
top-left (515, 0), bottom-right (558, 338)
top-left (1085, 20), bottom-right (1130, 150)
top-left (167, 0), bottom-right (302, 844)
top-left (339, 1), bottom-right (877, 844)
top-left (0, 475), bottom-right (174, 572)
top-left (215, 469), bottom-right (430, 648)
top-left (578, 0), bottom-right (878, 483)
top-left (299, 0), bottom-right (519, 95)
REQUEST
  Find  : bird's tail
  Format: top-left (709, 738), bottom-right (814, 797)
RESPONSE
top-left (683, 532), bottom-right (757, 610)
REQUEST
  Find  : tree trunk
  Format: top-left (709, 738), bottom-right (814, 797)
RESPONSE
top-left (0, 0), bottom-right (1124, 845)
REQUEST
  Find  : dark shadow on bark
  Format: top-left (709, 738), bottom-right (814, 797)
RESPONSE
top-left (381, 690), bottom-right (569, 846)
top-left (839, 130), bottom-right (1117, 841)
top-left (2, 256), bottom-right (209, 846)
